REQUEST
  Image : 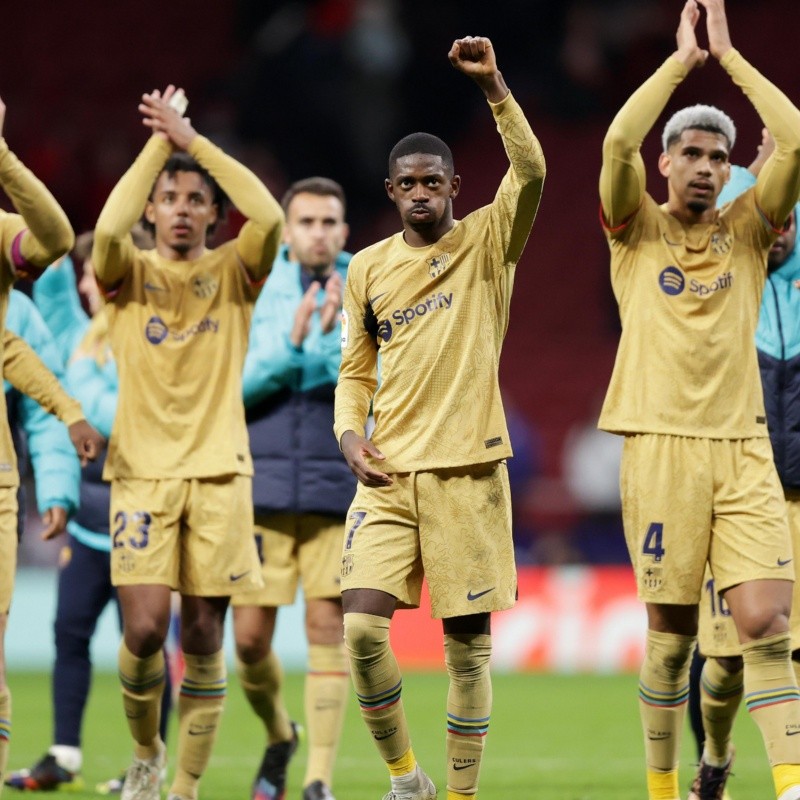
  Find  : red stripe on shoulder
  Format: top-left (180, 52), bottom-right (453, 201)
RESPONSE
top-left (755, 202), bottom-right (788, 235)
top-left (599, 203), bottom-right (639, 233)
top-left (10, 230), bottom-right (46, 280)
top-left (238, 257), bottom-right (267, 288)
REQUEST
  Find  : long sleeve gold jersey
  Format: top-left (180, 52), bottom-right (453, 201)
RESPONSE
top-left (334, 93), bottom-right (545, 472)
top-left (93, 135), bottom-right (283, 480)
top-left (599, 51), bottom-right (800, 438)
top-left (0, 139), bottom-right (76, 486)
top-left (3, 330), bottom-right (84, 426)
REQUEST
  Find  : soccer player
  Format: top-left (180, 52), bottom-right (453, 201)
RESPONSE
top-left (5, 229), bottom-right (172, 795)
top-left (0, 94), bottom-right (103, 796)
top-left (334, 37), bottom-right (545, 800)
top-left (233, 177), bottom-right (352, 800)
top-left (684, 130), bottom-right (800, 800)
top-left (598, 1), bottom-right (800, 798)
top-left (92, 86), bottom-right (283, 800)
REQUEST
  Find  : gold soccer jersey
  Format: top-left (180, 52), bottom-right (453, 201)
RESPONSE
top-left (334, 93), bottom-right (545, 472)
top-left (0, 138), bottom-right (75, 488)
top-left (599, 49), bottom-right (800, 439)
top-left (93, 134), bottom-right (283, 480)
top-left (600, 189), bottom-right (772, 438)
top-left (100, 245), bottom-right (260, 479)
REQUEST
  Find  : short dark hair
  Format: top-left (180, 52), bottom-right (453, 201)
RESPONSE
top-left (281, 176), bottom-right (346, 216)
top-left (140, 153), bottom-right (229, 236)
top-left (388, 133), bottom-right (454, 177)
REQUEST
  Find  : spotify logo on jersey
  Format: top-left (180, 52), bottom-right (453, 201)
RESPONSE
top-left (658, 266), bottom-right (685, 296)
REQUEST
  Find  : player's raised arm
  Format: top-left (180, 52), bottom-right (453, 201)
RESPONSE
top-left (92, 89), bottom-right (176, 290)
top-left (0, 98), bottom-right (74, 276)
top-left (700, 0), bottom-right (800, 228)
top-left (600, 1), bottom-right (706, 229)
top-left (2, 330), bottom-right (104, 467)
top-left (449, 36), bottom-right (546, 266)
top-left (140, 88), bottom-right (283, 283)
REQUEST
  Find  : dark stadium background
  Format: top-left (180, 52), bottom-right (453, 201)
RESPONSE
top-left (2, 0), bottom-right (798, 565)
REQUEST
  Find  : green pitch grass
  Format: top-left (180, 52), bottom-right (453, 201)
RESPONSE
top-left (6, 670), bottom-right (772, 799)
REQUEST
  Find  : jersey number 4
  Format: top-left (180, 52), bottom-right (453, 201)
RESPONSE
top-left (642, 522), bottom-right (665, 562)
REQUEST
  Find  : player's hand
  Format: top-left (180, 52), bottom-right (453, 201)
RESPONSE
top-left (696, 0), bottom-right (732, 60)
top-left (68, 419), bottom-right (106, 467)
top-left (319, 272), bottom-right (343, 335)
top-left (0, 96), bottom-right (6, 139)
top-left (674, 0), bottom-right (708, 70)
top-left (290, 281), bottom-right (320, 347)
top-left (40, 506), bottom-right (68, 541)
top-left (139, 85), bottom-right (197, 150)
top-left (448, 37), bottom-right (509, 103)
top-left (340, 430), bottom-right (392, 487)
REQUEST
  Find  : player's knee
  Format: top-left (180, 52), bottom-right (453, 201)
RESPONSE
top-left (306, 610), bottom-right (344, 646)
top-left (181, 615), bottom-right (224, 654)
top-left (715, 654), bottom-right (744, 675)
top-left (234, 632), bottom-right (269, 664)
top-left (644, 630), bottom-right (695, 679)
top-left (444, 634), bottom-right (491, 685)
top-left (124, 617), bottom-right (169, 657)
top-left (735, 605), bottom-right (790, 642)
top-left (343, 612), bottom-right (390, 662)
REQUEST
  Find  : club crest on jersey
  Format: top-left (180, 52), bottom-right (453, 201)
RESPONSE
top-left (710, 231), bottom-right (733, 255)
top-left (658, 266), bottom-right (685, 296)
top-left (192, 273), bottom-right (219, 299)
top-left (427, 252), bottom-right (451, 278)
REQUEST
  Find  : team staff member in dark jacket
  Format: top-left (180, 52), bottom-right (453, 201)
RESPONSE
top-left (233, 177), bottom-right (353, 800)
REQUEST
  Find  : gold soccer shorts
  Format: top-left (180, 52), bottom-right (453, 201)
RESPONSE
top-left (622, 434), bottom-right (792, 604)
top-left (341, 461), bottom-right (517, 619)
top-left (0, 488), bottom-right (18, 614)
top-left (110, 475), bottom-right (262, 596)
top-left (231, 512), bottom-right (344, 607)
top-left (698, 492), bottom-right (800, 657)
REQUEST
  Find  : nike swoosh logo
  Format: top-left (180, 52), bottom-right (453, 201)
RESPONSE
top-left (787, 730), bottom-right (800, 736)
top-left (453, 763), bottom-right (476, 771)
top-left (368, 292), bottom-right (388, 305)
top-left (144, 282), bottom-right (167, 292)
top-left (229, 570), bottom-right (251, 582)
top-left (188, 728), bottom-right (215, 736)
top-left (648, 734), bottom-right (671, 740)
top-left (374, 731), bottom-right (396, 740)
top-left (467, 587), bottom-right (495, 602)
top-left (778, 558), bottom-right (793, 567)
